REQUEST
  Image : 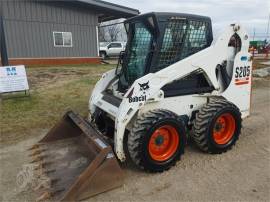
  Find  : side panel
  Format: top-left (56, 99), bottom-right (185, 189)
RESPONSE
top-left (89, 69), bottom-right (118, 117)
top-left (139, 95), bottom-right (208, 119)
top-left (222, 52), bottom-right (252, 118)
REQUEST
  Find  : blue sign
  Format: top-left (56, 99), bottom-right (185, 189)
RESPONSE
top-left (240, 56), bottom-right (247, 61)
top-left (6, 67), bottom-right (17, 76)
top-left (0, 65), bottom-right (29, 93)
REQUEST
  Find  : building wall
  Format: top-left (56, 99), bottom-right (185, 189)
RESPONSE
top-left (0, 0), bottom-right (99, 59)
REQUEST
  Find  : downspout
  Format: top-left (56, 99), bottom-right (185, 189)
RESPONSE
top-left (0, 10), bottom-right (9, 66)
top-left (96, 25), bottom-right (100, 57)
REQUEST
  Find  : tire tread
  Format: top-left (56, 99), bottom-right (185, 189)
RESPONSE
top-left (128, 109), bottom-right (186, 172)
top-left (191, 98), bottom-right (242, 154)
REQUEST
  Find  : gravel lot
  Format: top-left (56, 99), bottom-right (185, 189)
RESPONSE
top-left (0, 79), bottom-right (269, 202)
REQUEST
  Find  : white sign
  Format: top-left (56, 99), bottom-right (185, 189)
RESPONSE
top-left (0, 65), bottom-right (29, 93)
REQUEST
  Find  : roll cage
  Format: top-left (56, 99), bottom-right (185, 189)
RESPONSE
top-left (118, 12), bottom-right (213, 92)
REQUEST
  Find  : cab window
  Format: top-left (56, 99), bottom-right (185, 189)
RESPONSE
top-left (109, 43), bottom-right (122, 48)
top-left (155, 19), bottom-right (210, 72)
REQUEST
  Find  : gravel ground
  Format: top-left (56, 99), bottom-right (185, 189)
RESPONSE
top-left (261, 61), bottom-right (270, 66)
top-left (0, 81), bottom-right (269, 202)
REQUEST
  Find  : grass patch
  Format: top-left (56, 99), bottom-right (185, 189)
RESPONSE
top-left (1, 64), bottom-right (113, 144)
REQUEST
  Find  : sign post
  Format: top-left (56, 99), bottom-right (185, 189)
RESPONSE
top-left (0, 65), bottom-right (29, 97)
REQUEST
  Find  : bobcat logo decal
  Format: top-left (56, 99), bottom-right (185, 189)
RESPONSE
top-left (126, 81), bottom-right (149, 103)
top-left (138, 81), bottom-right (149, 91)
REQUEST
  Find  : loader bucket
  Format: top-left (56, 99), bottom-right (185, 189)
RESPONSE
top-left (28, 111), bottom-right (123, 201)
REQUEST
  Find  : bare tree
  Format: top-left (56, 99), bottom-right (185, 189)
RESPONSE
top-left (107, 24), bottom-right (121, 42)
top-left (98, 27), bottom-right (107, 42)
top-left (99, 19), bottom-right (126, 42)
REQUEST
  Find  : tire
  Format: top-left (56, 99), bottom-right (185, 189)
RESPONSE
top-left (100, 52), bottom-right (107, 60)
top-left (92, 108), bottom-right (114, 138)
top-left (191, 98), bottom-right (242, 154)
top-left (127, 109), bottom-right (187, 172)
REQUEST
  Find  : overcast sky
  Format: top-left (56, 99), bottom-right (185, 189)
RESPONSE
top-left (108, 0), bottom-right (270, 40)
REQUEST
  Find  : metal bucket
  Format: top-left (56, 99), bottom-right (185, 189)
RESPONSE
top-left (28, 111), bottom-right (123, 201)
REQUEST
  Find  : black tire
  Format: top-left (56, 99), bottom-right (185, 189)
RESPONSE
top-left (100, 51), bottom-right (107, 60)
top-left (191, 98), bottom-right (242, 154)
top-left (127, 109), bottom-right (187, 172)
top-left (92, 108), bottom-right (114, 139)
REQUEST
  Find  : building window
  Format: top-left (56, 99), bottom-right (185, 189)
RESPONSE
top-left (53, 32), bottom-right (72, 47)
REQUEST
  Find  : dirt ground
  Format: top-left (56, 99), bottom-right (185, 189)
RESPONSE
top-left (1, 79), bottom-right (270, 202)
top-left (250, 57), bottom-right (269, 70)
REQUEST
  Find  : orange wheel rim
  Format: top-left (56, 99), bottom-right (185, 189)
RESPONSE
top-left (213, 113), bottom-right (236, 145)
top-left (148, 125), bottom-right (179, 162)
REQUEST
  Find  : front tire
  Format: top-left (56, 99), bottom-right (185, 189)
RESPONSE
top-left (100, 51), bottom-right (107, 60)
top-left (127, 109), bottom-right (187, 172)
top-left (191, 98), bottom-right (242, 154)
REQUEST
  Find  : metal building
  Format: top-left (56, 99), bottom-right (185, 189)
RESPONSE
top-left (0, 0), bottom-right (139, 66)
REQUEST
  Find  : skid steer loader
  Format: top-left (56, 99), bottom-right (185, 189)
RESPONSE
top-left (29, 12), bottom-right (252, 201)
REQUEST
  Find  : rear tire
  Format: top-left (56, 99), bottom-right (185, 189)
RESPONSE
top-left (191, 98), bottom-right (242, 154)
top-left (127, 109), bottom-right (187, 172)
top-left (100, 51), bottom-right (107, 60)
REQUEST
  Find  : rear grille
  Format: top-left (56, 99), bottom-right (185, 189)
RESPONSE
top-left (102, 91), bottom-right (122, 107)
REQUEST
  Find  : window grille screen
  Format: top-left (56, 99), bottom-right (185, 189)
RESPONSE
top-left (155, 19), bottom-right (210, 72)
top-left (125, 22), bottom-right (153, 83)
top-left (181, 20), bottom-right (209, 59)
top-left (155, 19), bottom-right (187, 71)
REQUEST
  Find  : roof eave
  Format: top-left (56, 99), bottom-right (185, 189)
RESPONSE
top-left (76, 0), bottom-right (139, 22)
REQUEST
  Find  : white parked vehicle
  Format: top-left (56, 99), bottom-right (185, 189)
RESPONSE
top-left (99, 42), bottom-right (126, 59)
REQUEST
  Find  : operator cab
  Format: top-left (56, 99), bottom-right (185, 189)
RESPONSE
top-left (117, 12), bottom-right (213, 93)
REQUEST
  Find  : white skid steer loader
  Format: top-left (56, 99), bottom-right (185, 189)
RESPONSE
top-left (29, 12), bottom-right (252, 201)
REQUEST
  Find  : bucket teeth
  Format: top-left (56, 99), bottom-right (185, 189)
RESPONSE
top-left (34, 165), bottom-right (42, 171)
top-left (33, 161), bottom-right (53, 171)
top-left (44, 169), bottom-right (56, 175)
top-left (28, 144), bottom-right (40, 151)
top-left (34, 168), bottom-right (55, 178)
top-left (50, 178), bottom-right (60, 185)
top-left (40, 161), bottom-right (53, 168)
top-left (30, 158), bottom-right (41, 164)
top-left (36, 191), bottom-right (51, 202)
top-left (36, 188), bottom-right (64, 202)
top-left (51, 188), bottom-right (65, 196)
top-left (30, 155), bottom-right (48, 163)
top-left (30, 149), bottom-right (46, 157)
top-left (33, 182), bottom-right (48, 191)
top-left (30, 159), bottom-right (40, 164)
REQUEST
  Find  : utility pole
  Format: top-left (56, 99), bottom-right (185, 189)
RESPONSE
top-left (253, 28), bottom-right (256, 41)
top-left (267, 13), bottom-right (270, 41)
top-left (266, 13), bottom-right (270, 58)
